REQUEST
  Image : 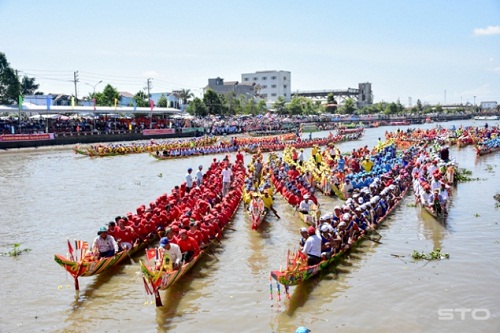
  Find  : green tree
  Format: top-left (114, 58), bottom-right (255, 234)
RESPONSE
top-left (273, 96), bottom-right (287, 115)
top-left (287, 95), bottom-right (303, 115)
top-left (94, 84), bottom-right (120, 106)
top-left (339, 98), bottom-right (356, 114)
top-left (20, 75), bottom-right (40, 95)
top-left (186, 97), bottom-right (208, 117)
top-left (383, 102), bottom-right (399, 115)
top-left (203, 89), bottom-right (224, 115)
top-left (177, 89), bottom-right (194, 105)
top-left (256, 99), bottom-right (267, 114)
top-left (435, 103), bottom-right (443, 113)
top-left (416, 99), bottom-right (423, 112)
top-left (0, 52), bottom-right (20, 105)
top-left (132, 90), bottom-right (149, 107)
top-left (157, 93), bottom-right (168, 107)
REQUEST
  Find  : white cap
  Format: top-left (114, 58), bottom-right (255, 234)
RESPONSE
top-left (339, 221), bottom-right (347, 228)
top-left (320, 225), bottom-right (329, 232)
top-left (343, 213), bottom-right (351, 221)
top-left (358, 197), bottom-right (364, 204)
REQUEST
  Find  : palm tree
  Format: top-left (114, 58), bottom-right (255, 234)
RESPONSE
top-left (177, 88), bottom-right (194, 105)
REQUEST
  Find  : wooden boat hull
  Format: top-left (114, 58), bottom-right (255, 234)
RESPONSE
top-left (272, 185), bottom-right (409, 287)
top-left (140, 251), bottom-right (203, 291)
top-left (475, 145), bottom-right (500, 156)
top-left (250, 208), bottom-right (268, 229)
top-left (421, 203), bottom-right (447, 223)
top-left (54, 250), bottom-right (130, 278)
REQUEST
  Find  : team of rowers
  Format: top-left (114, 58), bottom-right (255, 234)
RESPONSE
top-left (77, 135), bottom-right (218, 156)
top-left (89, 153), bottom-right (246, 269)
top-left (411, 148), bottom-right (456, 216)
top-left (244, 132), bottom-right (364, 154)
top-left (267, 142), bottom-right (417, 267)
top-left (385, 124), bottom-right (499, 151)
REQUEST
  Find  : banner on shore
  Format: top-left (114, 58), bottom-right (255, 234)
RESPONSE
top-left (0, 133), bottom-right (55, 142)
top-left (142, 129), bottom-right (175, 136)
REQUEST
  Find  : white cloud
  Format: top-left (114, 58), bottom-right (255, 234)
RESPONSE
top-left (473, 26), bottom-right (500, 36)
top-left (492, 67), bottom-right (500, 73)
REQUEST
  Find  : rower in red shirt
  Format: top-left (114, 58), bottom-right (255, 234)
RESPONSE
top-left (177, 230), bottom-right (200, 263)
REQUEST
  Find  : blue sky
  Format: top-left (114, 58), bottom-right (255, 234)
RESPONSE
top-left (1, 0), bottom-right (499, 106)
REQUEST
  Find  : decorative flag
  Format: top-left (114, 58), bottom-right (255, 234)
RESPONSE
top-left (150, 99), bottom-right (154, 111)
top-left (18, 95), bottom-right (23, 110)
top-left (46, 96), bottom-right (51, 111)
top-left (133, 98), bottom-right (137, 111)
top-left (93, 98), bottom-right (96, 111)
top-left (71, 96), bottom-right (75, 109)
top-left (114, 98), bottom-right (118, 110)
top-left (67, 239), bottom-right (75, 261)
top-left (146, 248), bottom-right (156, 261)
top-left (75, 240), bottom-right (88, 250)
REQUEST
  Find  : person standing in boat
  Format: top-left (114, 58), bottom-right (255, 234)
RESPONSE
top-left (185, 168), bottom-right (194, 194)
top-left (221, 163), bottom-right (233, 197)
top-left (301, 226), bottom-right (322, 266)
top-left (92, 227), bottom-right (119, 258)
top-left (195, 165), bottom-right (203, 188)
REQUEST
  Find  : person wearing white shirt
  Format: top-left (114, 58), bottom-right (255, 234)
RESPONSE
top-left (196, 165), bottom-right (203, 187)
top-left (92, 227), bottom-right (119, 258)
top-left (298, 195), bottom-right (312, 214)
top-left (420, 187), bottom-right (433, 206)
top-left (221, 164), bottom-right (233, 197)
top-left (185, 168), bottom-right (194, 193)
top-left (157, 237), bottom-right (182, 270)
top-left (301, 226), bottom-right (322, 266)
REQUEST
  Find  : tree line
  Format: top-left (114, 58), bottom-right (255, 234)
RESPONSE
top-left (1, 52), bottom-right (472, 115)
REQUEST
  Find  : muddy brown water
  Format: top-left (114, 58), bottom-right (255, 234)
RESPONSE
top-left (0, 120), bottom-right (499, 332)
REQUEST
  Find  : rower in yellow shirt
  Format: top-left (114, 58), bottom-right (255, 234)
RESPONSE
top-left (261, 190), bottom-right (280, 219)
top-left (360, 156), bottom-right (374, 172)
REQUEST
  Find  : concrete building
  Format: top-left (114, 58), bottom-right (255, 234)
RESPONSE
top-left (357, 82), bottom-right (373, 108)
top-left (241, 70), bottom-right (291, 103)
top-left (480, 101), bottom-right (497, 110)
top-left (205, 77), bottom-right (259, 98)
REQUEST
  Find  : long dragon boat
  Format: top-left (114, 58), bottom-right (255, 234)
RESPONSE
top-left (243, 132), bottom-right (364, 154)
top-left (54, 247), bottom-right (132, 291)
top-left (74, 136), bottom-right (218, 157)
top-left (269, 142), bottom-right (416, 295)
top-left (475, 137), bottom-right (500, 156)
top-left (270, 179), bottom-right (410, 292)
top-left (140, 159), bottom-right (245, 307)
top-left (54, 232), bottom-right (152, 291)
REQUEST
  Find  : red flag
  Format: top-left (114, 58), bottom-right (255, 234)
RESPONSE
top-left (150, 99), bottom-right (154, 111)
top-left (146, 248), bottom-right (156, 261)
top-left (67, 239), bottom-right (75, 261)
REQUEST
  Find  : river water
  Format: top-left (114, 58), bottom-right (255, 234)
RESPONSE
top-left (0, 119), bottom-right (499, 333)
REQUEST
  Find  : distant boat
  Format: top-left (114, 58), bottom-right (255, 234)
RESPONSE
top-left (474, 115), bottom-right (499, 120)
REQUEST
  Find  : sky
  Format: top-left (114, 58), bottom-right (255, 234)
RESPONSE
top-left (1, 0), bottom-right (499, 106)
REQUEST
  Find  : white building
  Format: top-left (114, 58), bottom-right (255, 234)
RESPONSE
top-left (241, 70), bottom-right (291, 103)
top-left (480, 101), bottom-right (497, 110)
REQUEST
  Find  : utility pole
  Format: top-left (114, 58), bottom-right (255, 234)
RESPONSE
top-left (146, 78), bottom-right (153, 128)
top-left (73, 71), bottom-right (79, 103)
top-left (146, 78), bottom-right (153, 98)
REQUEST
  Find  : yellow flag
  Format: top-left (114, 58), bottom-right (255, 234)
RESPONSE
top-left (114, 98), bottom-right (118, 110)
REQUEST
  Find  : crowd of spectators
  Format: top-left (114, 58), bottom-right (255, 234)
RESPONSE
top-left (0, 111), bottom-right (479, 136)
